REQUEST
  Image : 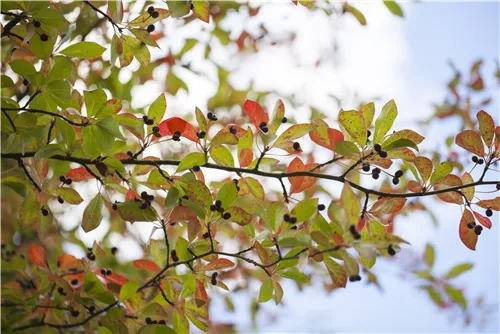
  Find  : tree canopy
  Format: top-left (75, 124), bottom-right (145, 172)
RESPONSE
top-left (1, 1), bottom-right (499, 333)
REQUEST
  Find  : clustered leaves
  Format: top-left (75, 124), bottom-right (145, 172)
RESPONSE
top-left (0, 1), bottom-right (498, 333)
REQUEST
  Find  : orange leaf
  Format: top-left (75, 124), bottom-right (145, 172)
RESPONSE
top-left (133, 259), bottom-right (159, 273)
top-left (126, 188), bottom-right (139, 201)
top-left (195, 279), bottom-right (208, 307)
top-left (29, 244), bottom-right (48, 269)
top-left (57, 254), bottom-right (79, 269)
top-left (476, 197), bottom-right (500, 211)
top-left (459, 210), bottom-right (477, 251)
top-left (66, 167), bottom-right (94, 182)
top-left (243, 100), bottom-right (268, 129)
top-left (370, 197), bottom-right (407, 215)
top-left (203, 258), bottom-right (235, 271)
top-left (158, 117), bottom-right (199, 142)
top-left (473, 211), bottom-right (492, 229)
top-left (239, 147), bottom-right (253, 167)
top-left (287, 157), bottom-right (305, 194)
top-left (477, 110), bottom-right (495, 148)
top-left (102, 272), bottom-right (129, 286)
top-left (455, 130), bottom-right (484, 157)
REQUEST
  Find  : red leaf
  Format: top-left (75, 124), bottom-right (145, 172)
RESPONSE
top-left (243, 100), bottom-right (269, 129)
top-left (126, 188), bottom-right (139, 201)
top-left (66, 167), bottom-right (94, 182)
top-left (100, 271), bottom-right (129, 286)
top-left (195, 279), bottom-right (208, 307)
top-left (455, 130), bottom-right (484, 157)
top-left (29, 244), bottom-right (48, 269)
top-left (133, 259), bottom-right (159, 273)
top-left (158, 117), bottom-right (199, 142)
top-left (239, 147), bottom-right (253, 168)
top-left (473, 211), bottom-right (492, 229)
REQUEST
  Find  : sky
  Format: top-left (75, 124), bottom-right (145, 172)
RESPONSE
top-left (52, 1), bottom-right (500, 332)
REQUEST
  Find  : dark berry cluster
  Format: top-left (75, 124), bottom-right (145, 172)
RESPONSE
top-left (146, 317), bottom-right (167, 325)
top-left (474, 225), bottom-right (483, 235)
top-left (374, 143), bottom-right (387, 158)
top-left (203, 231), bottom-right (210, 239)
top-left (1, 246), bottom-right (17, 262)
top-left (466, 221), bottom-right (476, 229)
top-left (17, 278), bottom-right (37, 291)
top-left (140, 191), bottom-right (155, 209)
top-left (211, 272), bottom-right (218, 285)
top-left (152, 125), bottom-right (160, 137)
top-left (142, 115), bottom-right (154, 125)
top-left (259, 122), bottom-right (268, 133)
top-left (349, 225), bottom-right (361, 240)
top-left (283, 214), bottom-right (297, 224)
top-left (196, 130), bottom-right (206, 139)
top-left (172, 130), bottom-right (181, 141)
top-left (171, 250), bottom-right (179, 262)
top-left (147, 6), bottom-right (160, 18)
top-left (70, 309), bottom-right (80, 317)
top-left (86, 247), bottom-right (96, 261)
top-left (392, 170), bottom-right (403, 185)
top-left (371, 167), bottom-right (381, 180)
top-left (349, 275), bottom-right (362, 282)
top-left (207, 112), bottom-right (217, 121)
top-left (100, 268), bottom-right (113, 276)
top-left (210, 199), bottom-right (223, 213)
top-left (471, 155), bottom-right (484, 165)
top-left (59, 175), bottom-right (73, 185)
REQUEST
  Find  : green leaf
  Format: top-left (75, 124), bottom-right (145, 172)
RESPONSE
top-left (341, 183), bottom-right (359, 226)
top-left (180, 274), bottom-right (196, 299)
top-left (274, 124), bottom-right (315, 146)
top-left (31, 32), bottom-right (56, 59)
top-left (373, 99), bottom-right (398, 144)
top-left (209, 146), bottom-right (234, 167)
top-left (20, 191), bottom-right (38, 225)
top-left (48, 56), bottom-right (75, 83)
top-left (226, 206), bottom-right (253, 226)
top-left (1, 75), bottom-right (14, 88)
top-left (258, 279), bottom-right (274, 303)
top-left (148, 94), bottom-right (166, 125)
top-left (59, 42), bottom-right (106, 58)
top-left (34, 144), bottom-right (66, 159)
top-left (192, 1), bottom-right (210, 22)
top-left (383, 1), bottom-right (404, 17)
top-left (291, 198), bottom-right (318, 223)
top-left (424, 243), bottom-right (435, 269)
top-left (103, 157), bottom-right (125, 173)
top-left (83, 272), bottom-right (115, 304)
top-left (51, 187), bottom-right (84, 205)
top-left (343, 3), bottom-right (366, 25)
top-left (32, 7), bottom-right (64, 28)
top-left (445, 263), bottom-right (473, 279)
top-left (280, 269), bottom-right (308, 283)
top-left (216, 182), bottom-right (238, 209)
top-left (166, 1), bottom-right (190, 18)
top-left (117, 201), bottom-right (157, 222)
top-left (165, 187), bottom-right (180, 210)
top-left (119, 280), bottom-right (139, 302)
top-left (338, 110), bottom-right (367, 146)
top-left (82, 193), bottom-right (104, 232)
top-left (186, 180), bottom-right (212, 209)
top-left (138, 325), bottom-right (176, 334)
top-left (9, 59), bottom-right (36, 77)
top-left (333, 140), bottom-right (360, 157)
top-left (363, 234), bottom-right (410, 247)
top-left (177, 152), bottom-right (207, 172)
top-left (324, 257), bottom-right (347, 288)
top-left (382, 138), bottom-right (419, 152)
top-left (210, 131), bottom-right (238, 148)
top-left (173, 309), bottom-right (190, 333)
top-left (444, 284), bottom-right (467, 309)
top-left (424, 286), bottom-right (444, 307)
top-left (430, 161), bottom-right (453, 185)
top-left (84, 89), bottom-right (107, 118)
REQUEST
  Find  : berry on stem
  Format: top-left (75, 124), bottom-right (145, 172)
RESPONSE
top-left (317, 204), bottom-right (325, 211)
top-left (40, 33), bottom-right (48, 42)
top-left (147, 24), bottom-right (155, 33)
top-left (486, 208), bottom-right (493, 217)
top-left (293, 142), bottom-right (300, 151)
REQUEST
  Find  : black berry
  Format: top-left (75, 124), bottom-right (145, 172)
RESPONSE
top-left (192, 165), bottom-right (200, 172)
top-left (387, 245), bottom-right (396, 256)
top-left (111, 247), bottom-right (118, 255)
top-left (33, 20), bottom-right (41, 28)
top-left (210, 204), bottom-right (217, 211)
top-left (147, 24), bottom-right (155, 33)
top-left (229, 126), bottom-right (237, 134)
top-left (349, 225), bottom-right (361, 240)
top-left (71, 310), bottom-right (79, 317)
top-left (496, 183), bottom-right (500, 190)
top-left (112, 203), bottom-right (118, 211)
top-left (41, 207), bottom-right (49, 216)
top-left (146, 317), bottom-right (152, 324)
top-left (395, 170), bottom-right (403, 178)
top-left (106, 269), bottom-right (112, 275)
top-left (22, 78), bottom-right (29, 86)
top-left (478, 158), bottom-right (484, 165)
top-left (317, 204), bottom-right (325, 211)
top-left (466, 222), bottom-right (476, 229)
top-left (152, 125), bottom-right (160, 133)
top-left (349, 275), bottom-right (361, 282)
top-left (374, 144), bottom-right (382, 152)
top-left (141, 191), bottom-right (148, 199)
top-left (472, 156), bottom-right (479, 163)
top-left (151, 11), bottom-right (159, 18)
top-left (392, 177), bottom-right (399, 185)
top-left (71, 279), bottom-right (78, 285)
top-left (373, 167), bottom-right (381, 174)
top-left (474, 225), bottom-right (483, 235)
top-left (261, 126), bottom-right (269, 133)
top-left (362, 163), bottom-right (370, 172)
top-left (282, 117), bottom-right (287, 123)
top-left (66, 178), bottom-right (72, 185)
top-left (379, 150), bottom-right (388, 158)
top-left (203, 232), bottom-right (210, 239)
top-left (223, 212), bottom-right (231, 220)
top-left (101, 269), bottom-right (107, 275)
top-left (486, 208), bottom-right (493, 217)
top-left (215, 200), bottom-right (222, 208)
top-left (88, 306), bottom-right (95, 313)
top-left (289, 217), bottom-right (297, 224)
top-left (40, 33), bottom-right (48, 42)
top-left (147, 6), bottom-right (155, 14)
top-left (59, 175), bottom-right (66, 183)
top-left (207, 112), bottom-right (217, 121)
top-left (139, 202), bottom-right (148, 210)
top-left (57, 287), bottom-right (65, 295)
top-left (171, 250), bottom-right (179, 262)
top-left (146, 119), bottom-right (154, 126)
top-left (283, 214), bottom-right (290, 222)
top-left (127, 151), bottom-right (134, 157)
top-left (293, 142), bottom-right (300, 151)
top-left (57, 196), bottom-right (64, 204)
top-left (197, 131), bottom-right (206, 139)
top-left (372, 173), bottom-right (380, 180)
top-left (158, 320), bottom-right (166, 325)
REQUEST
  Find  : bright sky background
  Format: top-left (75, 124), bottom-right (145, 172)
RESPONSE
top-left (55, 1), bottom-right (499, 332)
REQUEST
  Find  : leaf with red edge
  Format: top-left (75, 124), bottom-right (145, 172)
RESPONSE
top-left (29, 244), bottom-right (48, 269)
top-left (309, 118), bottom-right (344, 151)
top-left (414, 156), bottom-right (433, 183)
top-left (455, 130), bottom-right (484, 157)
top-left (476, 197), bottom-right (500, 211)
top-left (203, 258), bottom-right (235, 271)
top-left (459, 210), bottom-right (477, 250)
top-left (243, 100), bottom-right (268, 129)
top-left (473, 211), bottom-right (492, 229)
top-left (461, 172), bottom-right (475, 202)
top-left (57, 254), bottom-right (79, 269)
top-left (477, 110), bottom-right (495, 147)
top-left (133, 259), bottom-right (159, 273)
top-left (195, 279), bottom-right (208, 307)
top-left (434, 174), bottom-right (463, 204)
top-left (254, 241), bottom-right (271, 265)
top-left (408, 180), bottom-right (423, 193)
top-left (66, 167), bottom-right (94, 182)
top-left (102, 272), bottom-right (129, 286)
top-left (370, 197), bottom-right (407, 215)
top-left (495, 126), bottom-right (500, 151)
top-left (158, 117), bottom-right (199, 142)
top-left (287, 157), bottom-right (305, 194)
